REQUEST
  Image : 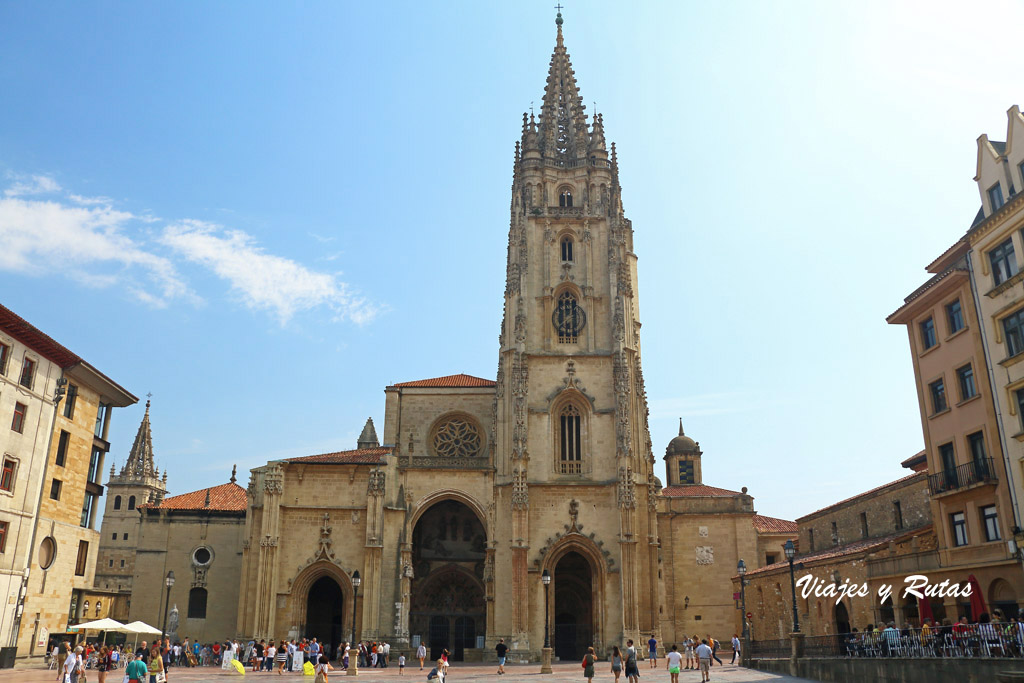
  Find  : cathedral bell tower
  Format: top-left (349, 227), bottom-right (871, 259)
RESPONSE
top-left (492, 11), bottom-right (661, 655)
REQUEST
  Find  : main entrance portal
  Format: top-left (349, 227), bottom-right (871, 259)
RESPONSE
top-left (410, 500), bottom-right (486, 661)
top-left (306, 576), bottom-right (345, 657)
top-left (554, 551), bottom-right (593, 661)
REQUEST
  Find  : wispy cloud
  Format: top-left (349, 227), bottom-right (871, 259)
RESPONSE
top-left (0, 173), bottom-right (379, 324)
top-left (4, 173), bottom-right (61, 197)
top-left (161, 220), bottom-right (377, 325)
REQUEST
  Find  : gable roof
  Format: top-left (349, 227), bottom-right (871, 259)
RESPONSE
top-left (797, 472), bottom-right (925, 522)
top-left (391, 374), bottom-right (495, 389)
top-left (285, 447), bottom-right (391, 465)
top-left (752, 514), bottom-right (798, 534)
top-left (661, 484), bottom-right (743, 498)
top-left (149, 482), bottom-right (247, 512)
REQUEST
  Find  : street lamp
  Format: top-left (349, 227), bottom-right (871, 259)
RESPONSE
top-left (351, 571), bottom-right (361, 644)
top-left (737, 559), bottom-right (748, 640)
top-left (784, 540), bottom-right (799, 633)
top-left (540, 569), bottom-right (552, 674)
top-left (160, 571), bottom-right (175, 644)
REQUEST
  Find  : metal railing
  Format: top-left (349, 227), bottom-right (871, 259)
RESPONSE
top-left (749, 638), bottom-right (790, 659)
top-left (800, 623), bottom-right (1024, 659)
top-left (928, 458), bottom-right (996, 494)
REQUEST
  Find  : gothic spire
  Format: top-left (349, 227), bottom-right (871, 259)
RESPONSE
top-left (121, 399), bottom-right (157, 479)
top-left (357, 417), bottom-right (380, 450)
top-left (538, 9), bottom-right (589, 161)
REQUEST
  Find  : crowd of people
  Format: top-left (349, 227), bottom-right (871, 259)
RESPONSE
top-left (839, 611), bottom-right (1024, 658)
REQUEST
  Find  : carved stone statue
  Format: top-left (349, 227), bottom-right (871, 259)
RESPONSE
top-left (167, 604), bottom-right (179, 640)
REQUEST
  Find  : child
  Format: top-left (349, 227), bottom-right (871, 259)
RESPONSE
top-left (398, 653), bottom-right (405, 675)
top-left (665, 644), bottom-right (682, 683)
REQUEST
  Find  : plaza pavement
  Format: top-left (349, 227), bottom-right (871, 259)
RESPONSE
top-left (1, 661), bottom-right (815, 683)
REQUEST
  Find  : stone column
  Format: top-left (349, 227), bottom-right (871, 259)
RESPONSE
top-left (789, 632), bottom-right (804, 678)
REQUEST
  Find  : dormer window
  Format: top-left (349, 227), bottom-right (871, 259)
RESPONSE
top-left (561, 236), bottom-right (574, 262)
top-left (559, 190), bottom-right (573, 207)
top-left (990, 183), bottom-right (1006, 211)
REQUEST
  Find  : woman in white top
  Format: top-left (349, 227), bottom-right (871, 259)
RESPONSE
top-left (64, 647), bottom-right (81, 683)
top-left (417, 643), bottom-right (427, 670)
top-left (314, 655), bottom-right (333, 682)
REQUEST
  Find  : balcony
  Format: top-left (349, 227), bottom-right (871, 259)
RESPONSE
top-left (928, 458), bottom-right (997, 496)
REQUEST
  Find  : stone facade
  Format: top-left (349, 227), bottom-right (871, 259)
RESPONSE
top-left (232, 14), bottom-right (797, 663)
top-left (0, 303), bottom-right (136, 662)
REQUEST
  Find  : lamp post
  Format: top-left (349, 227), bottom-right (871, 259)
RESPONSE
top-left (160, 571), bottom-right (175, 644)
top-left (737, 559), bottom-right (748, 640)
top-left (784, 540), bottom-right (799, 633)
top-left (540, 569), bottom-right (552, 674)
top-left (348, 571), bottom-right (360, 677)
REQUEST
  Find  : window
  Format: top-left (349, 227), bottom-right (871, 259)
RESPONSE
top-left (553, 291), bottom-right (585, 343)
top-left (55, 430), bottom-right (70, 467)
top-left (49, 479), bottom-right (62, 501)
top-left (831, 521), bottom-right (839, 545)
top-left (94, 403), bottom-right (109, 437)
top-left (559, 190), bottom-right (573, 207)
top-left (63, 385), bottom-right (77, 419)
top-left (1005, 309), bottom-right (1024, 357)
top-left (87, 447), bottom-right (101, 484)
top-left (95, 601), bottom-right (101, 617)
top-left (677, 460), bottom-right (694, 485)
top-left (0, 521), bottom-right (8, 553)
top-left (0, 343), bottom-right (9, 375)
top-left (766, 553), bottom-right (777, 565)
top-left (0, 458), bottom-right (15, 493)
top-left (558, 404), bottom-right (583, 474)
top-left (939, 442), bottom-right (958, 489)
top-left (113, 495), bottom-right (121, 511)
top-left (893, 501), bottom-right (903, 530)
top-left (75, 541), bottom-right (88, 576)
top-left (957, 364), bottom-right (977, 401)
top-left (860, 512), bottom-right (869, 538)
top-left (560, 236), bottom-right (574, 262)
top-left (111, 533), bottom-right (117, 540)
top-left (127, 496), bottom-right (135, 510)
top-left (81, 493), bottom-right (95, 528)
top-left (108, 559), bottom-right (113, 568)
top-left (982, 505), bottom-right (1000, 542)
top-left (990, 183), bottom-right (1006, 211)
top-left (968, 431), bottom-right (989, 479)
top-left (188, 587), bottom-right (208, 619)
top-left (119, 559), bottom-right (125, 568)
top-left (950, 512), bottom-right (968, 547)
top-left (920, 318), bottom-right (937, 350)
top-left (808, 528), bottom-right (815, 551)
top-left (19, 357), bottom-right (35, 389)
top-left (929, 379), bottom-right (947, 414)
top-left (11, 403), bottom-right (26, 434)
top-left (991, 238), bottom-right (1018, 286)
top-left (122, 533), bottom-right (127, 540)
top-left (946, 300), bottom-right (964, 334)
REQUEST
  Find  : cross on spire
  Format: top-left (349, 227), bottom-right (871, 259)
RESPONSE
top-left (554, 3), bottom-right (563, 12)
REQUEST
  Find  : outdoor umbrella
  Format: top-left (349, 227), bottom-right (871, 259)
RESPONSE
top-left (69, 618), bottom-right (127, 648)
top-left (918, 595), bottom-right (934, 624)
top-left (968, 574), bottom-right (988, 622)
top-left (122, 620), bottom-right (162, 652)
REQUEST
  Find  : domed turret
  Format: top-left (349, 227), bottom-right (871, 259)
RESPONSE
top-left (666, 419), bottom-right (700, 456)
top-left (664, 419), bottom-right (702, 486)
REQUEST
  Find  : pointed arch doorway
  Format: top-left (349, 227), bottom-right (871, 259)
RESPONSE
top-left (306, 576), bottom-right (345, 656)
top-left (553, 551), bottom-right (593, 661)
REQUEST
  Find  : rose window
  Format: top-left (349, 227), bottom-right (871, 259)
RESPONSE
top-left (433, 418), bottom-right (482, 458)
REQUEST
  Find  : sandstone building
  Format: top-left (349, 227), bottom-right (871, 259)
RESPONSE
top-left (0, 304), bottom-right (136, 662)
top-left (226, 15), bottom-right (796, 662)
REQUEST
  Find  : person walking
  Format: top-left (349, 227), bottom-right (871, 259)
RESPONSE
top-left (125, 652), bottom-right (148, 683)
top-left (417, 642), bottom-right (427, 670)
top-left (57, 642), bottom-right (70, 682)
top-left (610, 645), bottom-right (622, 682)
top-left (97, 645), bottom-right (112, 683)
top-left (730, 634), bottom-right (741, 665)
top-left (313, 654), bottom-right (333, 683)
top-left (683, 637), bottom-right (694, 670)
top-left (64, 646), bottom-right (82, 683)
top-left (582, 646), bottom-right (596, 683)
top-left (665, 644), bottom-right (682, 683)
top-left (148, 644), bottom-right (165, 683)
top-left (695, 640), bottom-right (712, 683)
top-left (624, 639), bottom-right (639, 683)
top-left (496, 638), bottom-right (508, 675)
top-left (398, 652), bottom-right (406, 675)
top-left (276, 641), bottom-right (288, 674)
top-left (707, 635), bottom-right (723, 667)
top-left (648, 634), bottom-right (658, 668)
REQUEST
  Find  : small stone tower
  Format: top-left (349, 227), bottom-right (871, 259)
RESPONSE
top-left (357, 417), bottom-right (380, 449)
top-left (94, 400), bottom-right (168, 606)
top-left (664, 419), bottom-right (703, 486)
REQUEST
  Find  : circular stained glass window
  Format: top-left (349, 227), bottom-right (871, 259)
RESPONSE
top-left (433, 418), bottom-right (482, 458)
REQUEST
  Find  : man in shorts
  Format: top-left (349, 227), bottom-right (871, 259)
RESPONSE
top-left (648, 635), bottom-right (658, 668)
top-left (695, 639), bottom-right (712, 683)
top-left (495, 638), bottom-right (508, 675)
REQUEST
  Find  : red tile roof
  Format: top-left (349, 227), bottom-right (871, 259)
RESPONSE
top-left (661, 484), bottom-right (743, 498)
top-left (0, 303), bottom-right (81, 367)
top-left (753, 514), bottom-right (798, 534)
top-left (286, 447), bottom-right (391, 465)
top-left (391, 374), bottom-right (496, 388)
top-left (742, 528), bottom-right (925, 577)
top-left (797, 472), bottom-right (926, 521)
top-left (901, 451), bottom-right (928, 472)
top-left (150, 482), bottom-right (247, 512)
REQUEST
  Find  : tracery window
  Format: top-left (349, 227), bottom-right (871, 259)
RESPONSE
top-left (553, 291), bottom-right (585, 343)
top-left (561, 236), bottom-right (574, 262)
top-left (559, 404), bottom-right (583, 474)
top-left (433, 417), bottom-right (482, 458)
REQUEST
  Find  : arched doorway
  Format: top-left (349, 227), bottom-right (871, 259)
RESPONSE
top-left (410, 500), bottom-right (486, 661)
top-left (553, 551), bottom-right (592, 661)
top-left (989, 578), bottom-right (1020, 619)
top-left (834, 601), bottom-right (850, 634)
top-left (306, 576), bottom-right (345, 658)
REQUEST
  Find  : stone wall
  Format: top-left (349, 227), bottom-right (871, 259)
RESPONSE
top-left (751, 655), bottom-right (1024, 682)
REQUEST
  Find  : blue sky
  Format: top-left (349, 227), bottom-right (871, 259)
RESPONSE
top-left (1, 1), bottom-right (1021, 521)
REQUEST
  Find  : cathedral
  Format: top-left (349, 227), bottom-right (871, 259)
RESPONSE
top-left (105, 13), bottom-right (795, 662)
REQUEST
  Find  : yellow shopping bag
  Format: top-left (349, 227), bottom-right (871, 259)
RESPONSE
top-left (303, 660), bottom-right (315, 676)
top-left (231, 659), bottom-right (245, 675)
